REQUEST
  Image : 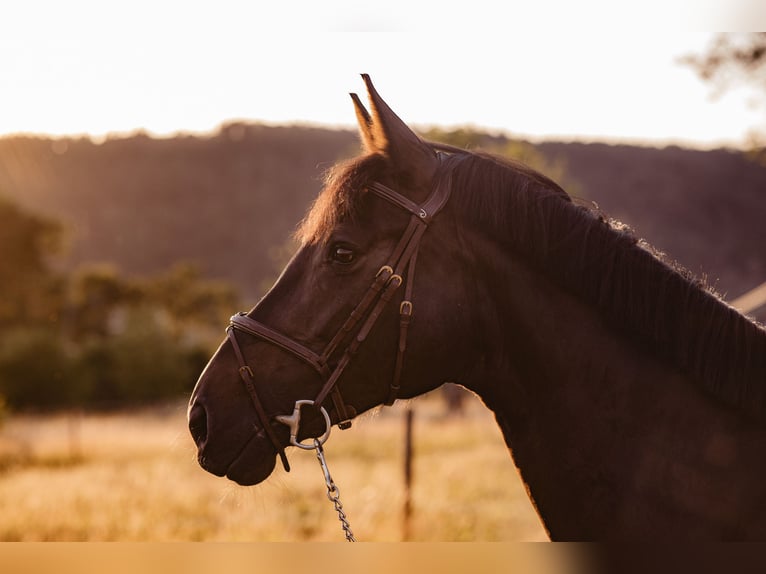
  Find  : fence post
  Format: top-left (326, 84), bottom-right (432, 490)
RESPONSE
top-left (402, 405), bottom-right (414, 541)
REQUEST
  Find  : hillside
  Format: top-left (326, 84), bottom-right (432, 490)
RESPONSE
top-left (0, 125), bottom-right (764, 315)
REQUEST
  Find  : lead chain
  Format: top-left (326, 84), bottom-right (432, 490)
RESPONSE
top-left (313, 438), bottom-right (356, 542)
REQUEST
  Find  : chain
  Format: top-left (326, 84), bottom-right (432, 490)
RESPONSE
top-left (275, 401), bottom-right (356, 541)
top-left (313, 438), bottom-right (356, 542)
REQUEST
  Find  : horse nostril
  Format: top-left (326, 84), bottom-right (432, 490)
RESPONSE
top-left (188, 402), bottom-right (208, 447)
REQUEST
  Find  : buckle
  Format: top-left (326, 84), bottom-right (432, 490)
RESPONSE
top-left (376, 265), bottom-right (394, 279)
top-left (388, 274), bottom-right (403, 288)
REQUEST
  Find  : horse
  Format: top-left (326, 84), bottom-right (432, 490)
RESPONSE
top-left (188, 74), bottom-right (766, 540)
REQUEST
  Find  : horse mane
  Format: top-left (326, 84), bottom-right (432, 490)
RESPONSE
top-left (441, 151), bottom-right (766, 419)
top-left (298, 148), bottom-right (766, 417)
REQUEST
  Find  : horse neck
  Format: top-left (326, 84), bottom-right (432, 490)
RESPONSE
top-left (460, 236), bottom-right (766, 540)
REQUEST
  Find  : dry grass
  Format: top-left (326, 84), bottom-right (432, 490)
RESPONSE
top-left (0, 392), bottom-right (547, 541)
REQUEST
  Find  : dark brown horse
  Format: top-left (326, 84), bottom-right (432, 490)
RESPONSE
top-left (188, 75), bottom-right (766, 540)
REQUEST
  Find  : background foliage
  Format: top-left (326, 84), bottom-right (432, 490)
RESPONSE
top-left (0, 192), bottom-right (237, 410)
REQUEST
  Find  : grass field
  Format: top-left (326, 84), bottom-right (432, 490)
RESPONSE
top-left (0, 391), bottom-right (547, 541)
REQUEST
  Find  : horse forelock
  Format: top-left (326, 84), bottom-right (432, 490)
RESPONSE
top-left (295, 153), bottom-right (390, 246)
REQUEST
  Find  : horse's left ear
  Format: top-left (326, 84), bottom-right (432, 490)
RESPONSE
top-left (350, 74), bottom-right (439, 192)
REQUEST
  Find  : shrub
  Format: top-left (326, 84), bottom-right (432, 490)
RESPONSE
top-left (76, 307), bottom-right (201, 407)
top-left (0, 328), bottom-right (76, 409)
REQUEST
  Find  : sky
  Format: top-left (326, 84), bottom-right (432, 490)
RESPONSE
top-left (2, 1), bottom-right (766, 149)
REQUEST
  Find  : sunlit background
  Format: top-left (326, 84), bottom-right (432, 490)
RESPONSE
top-left (2, 0), bottom-right (766, 551)
top-left (0, 1), bottom-right (764, 148)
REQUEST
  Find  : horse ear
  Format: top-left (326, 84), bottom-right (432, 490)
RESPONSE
top-left (352, 74), bottom-right (439, 191)
top-left (350, 92), bottom-right (377, 152)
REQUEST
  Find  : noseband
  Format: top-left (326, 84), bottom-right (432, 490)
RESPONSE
top-left (227, 164), bottom-right (453, 472)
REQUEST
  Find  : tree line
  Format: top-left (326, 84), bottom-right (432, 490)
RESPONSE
top-left (0, 193), bottom-right (239, 412)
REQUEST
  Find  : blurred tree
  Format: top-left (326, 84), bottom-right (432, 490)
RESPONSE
top-left (682, 33), bottom-right (766, 159)
top-left (67, 264), bottom-right (237, 407)
top-left (0, 194), bottom-right (68, 412)
top-left (682, 33), bottom-right (766, 95)
top-left (0, 194), bottom-right (238, 410)
top-left (0, 394), bottom-right (6, 428)
top-left (76, 306), bottom-right (203, 406)
top-left (0, 194), bottom-right (65, 328)
top-left (67, 264), bottom-right (141, 341)
top-left (0, 327), bottom-right (75, 409)
top-left (139, 262), bottom-right (240, 342)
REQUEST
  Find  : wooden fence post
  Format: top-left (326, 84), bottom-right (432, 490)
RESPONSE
top-left (402, 406), bottom-right (414, 541)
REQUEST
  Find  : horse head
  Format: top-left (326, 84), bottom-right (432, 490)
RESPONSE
top-left (188, 75), bottom-right (476, 486)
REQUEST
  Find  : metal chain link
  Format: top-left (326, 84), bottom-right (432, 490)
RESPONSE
top-left (313, 438), bottom-right (356, 542)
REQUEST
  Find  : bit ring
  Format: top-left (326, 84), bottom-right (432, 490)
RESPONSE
top-left (274, 399), bottom-right (332, 450)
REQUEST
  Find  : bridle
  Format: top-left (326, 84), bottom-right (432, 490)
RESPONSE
top-left (226, 154), bottom-right (453, 473)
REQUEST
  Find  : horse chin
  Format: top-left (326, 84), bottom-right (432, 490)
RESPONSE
top-left (225, 441), bottom-right (279, 486)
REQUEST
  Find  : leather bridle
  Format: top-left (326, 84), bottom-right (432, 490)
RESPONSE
top-left (226, 160), bottom-right (453, 472)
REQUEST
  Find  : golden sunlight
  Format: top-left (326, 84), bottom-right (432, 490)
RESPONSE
top-left (0, 5), bottom-right (758, 148)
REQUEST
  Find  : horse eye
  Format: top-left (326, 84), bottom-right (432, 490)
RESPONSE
top-left (331, 245), bottom-right (356, 265)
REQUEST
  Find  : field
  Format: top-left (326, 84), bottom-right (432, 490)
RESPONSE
top-left (0, 391), bottom-right (547, 541)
